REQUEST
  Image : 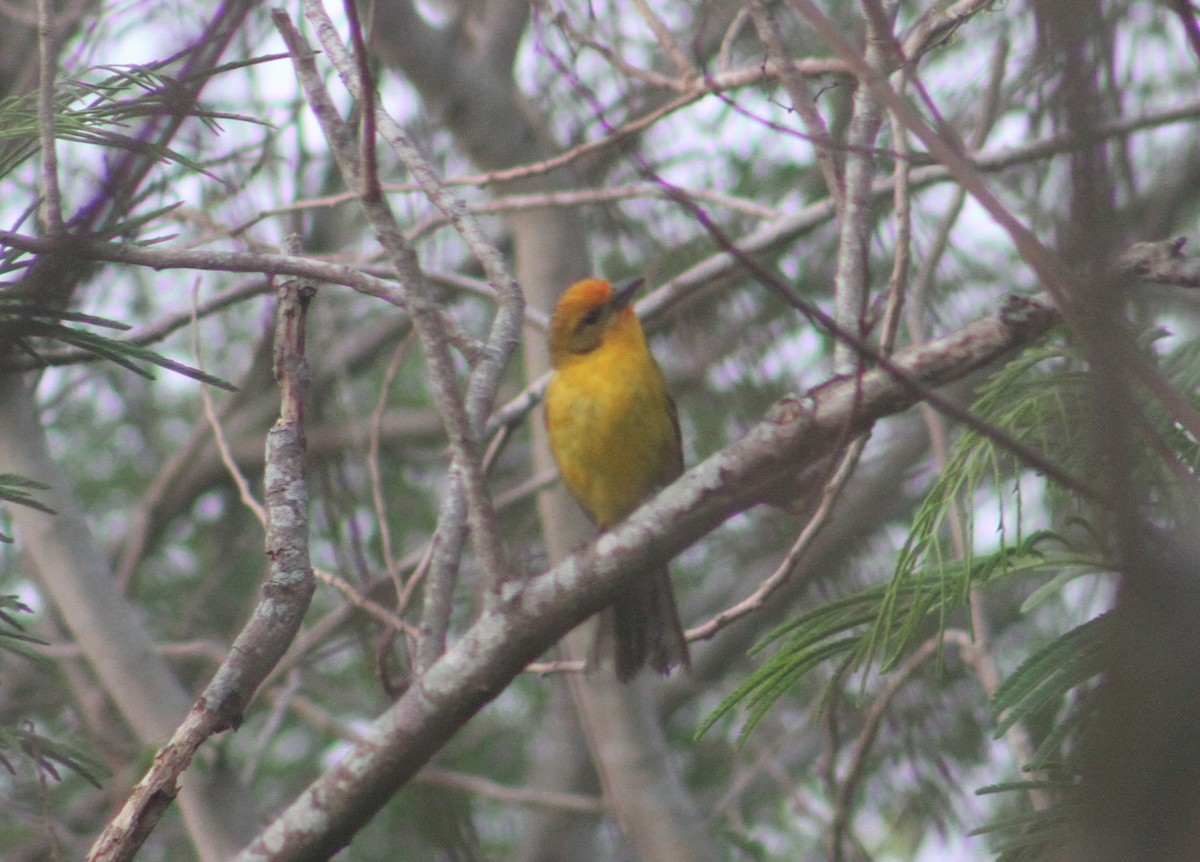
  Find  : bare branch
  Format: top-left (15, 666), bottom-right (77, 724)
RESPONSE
top-left (828, 636), bottom-right (941, 861)
top-left (817, 0), bottom-right (893, 371)
top-left (1118, 238), bottom-right (1200, 287)
top-left (747, 0), bottom-right (844, 210)
top-left (35, 0), bottom-right (63, 235)
top-left (86, 252), bottom-right (318, 862)
top-left (275, 8), bottom-right (498, 676)
top-left (192, 279), bottom-right (266, 527)
top-left (0, 230), bottom-right (411, 306)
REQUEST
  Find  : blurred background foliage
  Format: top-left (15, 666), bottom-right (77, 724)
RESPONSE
top-left (2, 0), bottom-right (1200, 860)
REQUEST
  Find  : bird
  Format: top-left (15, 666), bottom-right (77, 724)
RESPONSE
top-left (544, 276), bottom-right (690, 681)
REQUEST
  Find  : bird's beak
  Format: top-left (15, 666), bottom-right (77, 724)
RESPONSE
top-left (612, 277), bottom-right (646, 310)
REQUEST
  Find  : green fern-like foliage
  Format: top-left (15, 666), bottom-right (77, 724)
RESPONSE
top-left (0, 299), bottom-right (235, 559)
top-left (0, 297), bottom-right (236, 390)
top-left (964, 612), bottom-right (1120, 859)
top-left (0, 597), bottom-right (109, 787)
top-left (0, 593), bottom-right (48, 658)
top-left (0, 58), bottom-right (274, 181)
top-left (990, 612), bottom-right (1114, 754)
top-left (0, 474), bottom-right (53, 543)
top-left (0, 57), bottom-right (266, 798)
top-left (0, 59), bottom-right (263, 389)
top-left (697, 531), bottom-right (1101, 741)
top-left (874, 342), bottom-right (1098, 668)
top-left (0, 724), bottom-right (109, 789)
top-left (971, 778), bottom-right (1079, 862)
top-left (700, 340), bottom-right (1104, 736)
top-left (701, 328), bottom-right (1200, 856)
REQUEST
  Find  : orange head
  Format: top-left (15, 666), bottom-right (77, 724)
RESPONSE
top-left (549, 277), bottom-right (645, 366)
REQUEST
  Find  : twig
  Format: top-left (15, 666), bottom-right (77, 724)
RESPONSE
top-left (226, 90), bottom-right (1200, 209)
top-left (283, 6), bottom-right (514, 621)
top-left (629, 93), bottom-right (1200, 325)
top-left (899, 0), bottom-right (997, 62)
top-left (294, 1), bottom-right (533, 669)
top-left (240, 669), bottom-right (302, 785)
top-left (687, 436), bottom-right (868, 643)
top-left (287, 689), bottom-right (604, 810)
top-left (3, 88), bottom-right (1196, 319)
top-left (717, 8), bottom-right (751, 72)
top-left (747, 0), bottom-right (844, 212)
top-left (285, 10), bottom-right (482, 671)
top-left (0, 229), bottom-right (411, 307)
top-left (493, 466), bottom-right (559, 512)
top-left (419, 767), bottom-right (606, 813)
top-left (65, 0), bottom-right (256, 249)
top-left (555, 10), bottom-right (689, 90)
top-left (542, 26), bottom-right (1102, 503)
top-left (37, 639), bottom-right (229, 665)
top-left (1167, 0), bottom-right (1200, 68)
top-left (114, 416), bottom-right (230, 590)
top-left (630, 0), bottom-right (695, 76)
top-left (1118, 238), bottom-right (1200, 287)
top-left (191, 278), bottom-right (266, 527)
top-left (256, 552), bottom-right (427, 692)
top-left (828, 635), bottom-right (941, 861)
top-left (342, 0), bottom-right (378, 201)
top-left (405, 183), bottom-right (779, 241)
top-left (875, 64), bottom-right (912, 356)
top-left (395, 539), bottom-right (434, 618)
top-left (36, 0), bottom-right (63, 236)
top-left (313, 567), bottom-right (418, 639)
top-left (368, 335), bottom-right (411, 576)
top-left (312, 21), bottom-right (526, 434)
top-left (4, 278), bottom-right (271, 371)
top-left (821, 0), bottom-right (894, 372)
top-left (524, 658), bottom-right (585, 675)
top-left (787, 0), bottom-right (1076, 315)
top-left (952, 610), bottom-right (1050, 811)
top-left (903, 35), bottom-right (1007, 347)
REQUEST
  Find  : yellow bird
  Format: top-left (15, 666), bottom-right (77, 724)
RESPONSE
top-left (545, 277), bottom-right (690, 681)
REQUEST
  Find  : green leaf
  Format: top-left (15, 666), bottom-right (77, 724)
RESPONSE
top-left (0, 298), bottom-right (237, 391)
top-left (0, 474), bottom-right (55, 541)
top-left (0, 594), bottom-right (49, 665)
top-left (990, 612), bottom-right (1115, 736)
top-left (0, 724), bottom-right (110, 788)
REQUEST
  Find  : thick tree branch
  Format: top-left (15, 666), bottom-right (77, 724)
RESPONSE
top-left (1117, 237), bottom-right (1200, 287)
top-left (86, 265), bottom-right (319, 862)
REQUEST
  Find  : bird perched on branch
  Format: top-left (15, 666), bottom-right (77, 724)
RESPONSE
top-left (545, 276), bottom-right (690, 681)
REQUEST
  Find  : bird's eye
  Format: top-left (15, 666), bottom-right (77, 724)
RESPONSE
top-left (580, 306), bottom-right (604, 327)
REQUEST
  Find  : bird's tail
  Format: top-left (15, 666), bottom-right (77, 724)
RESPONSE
top-left (591, 567), bottom-right (690, 682)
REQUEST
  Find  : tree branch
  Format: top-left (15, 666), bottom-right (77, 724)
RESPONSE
top-left (86, 258), bottom-right (318, 862)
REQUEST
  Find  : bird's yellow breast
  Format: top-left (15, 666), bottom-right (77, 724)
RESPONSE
top-left (545, 320), bottom-right (681, 527)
